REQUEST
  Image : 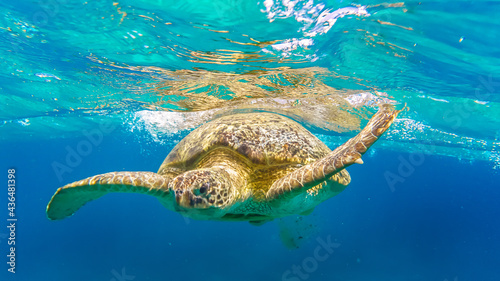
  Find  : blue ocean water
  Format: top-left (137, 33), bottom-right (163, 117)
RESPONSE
top-left (0, 0), bottom-right (499, 280)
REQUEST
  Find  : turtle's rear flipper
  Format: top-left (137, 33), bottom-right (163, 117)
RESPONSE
top-left (47, 171), bottom-right (171, 220)
top-left (266, 104), bottom-right (403, 200)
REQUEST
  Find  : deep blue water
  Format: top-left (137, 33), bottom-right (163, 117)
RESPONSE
top-left (1, 131), bottom-right (499, 281)
top-left (1, 0), bottom-right (500, 280)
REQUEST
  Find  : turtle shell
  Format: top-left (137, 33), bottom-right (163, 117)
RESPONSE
top-left (158, 113), bottom-right (331, 173)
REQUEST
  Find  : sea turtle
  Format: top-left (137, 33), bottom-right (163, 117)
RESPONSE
top-left (47, 105), bottom-right (402, 225)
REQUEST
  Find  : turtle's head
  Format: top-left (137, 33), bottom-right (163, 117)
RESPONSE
top-left (169, 168), bottom-right (237, 215)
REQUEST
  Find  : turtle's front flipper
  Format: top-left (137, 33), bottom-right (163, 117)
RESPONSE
top-left (266, 105), bottom-right (403, 200)
top-left (47, 172), bottom-right (171, 220)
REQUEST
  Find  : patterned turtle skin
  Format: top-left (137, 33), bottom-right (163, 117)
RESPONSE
top-left (47, 104), bottom-right (402, 224)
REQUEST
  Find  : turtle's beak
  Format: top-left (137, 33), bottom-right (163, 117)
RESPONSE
top-left (176, 191), bottom-right (192, 208)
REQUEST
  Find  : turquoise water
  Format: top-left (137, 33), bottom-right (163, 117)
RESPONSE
top-left (1, 1), bottom-right (499, 280)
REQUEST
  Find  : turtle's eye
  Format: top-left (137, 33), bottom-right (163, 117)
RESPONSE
top-left (199, 183), bottom-right (209, 194)
top-left (193, 182), bottom-right (209, 196)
